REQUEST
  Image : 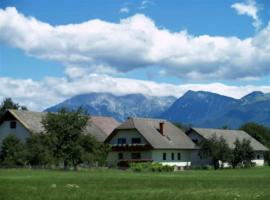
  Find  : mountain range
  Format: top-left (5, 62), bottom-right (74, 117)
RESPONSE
top-left (45, 91), bottom-right (270, 128)
top-left (45, 93), bottom-right (176, 122)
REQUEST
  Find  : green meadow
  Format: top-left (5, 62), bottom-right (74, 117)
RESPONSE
top-left (0, 167), bottom-right (270, 200)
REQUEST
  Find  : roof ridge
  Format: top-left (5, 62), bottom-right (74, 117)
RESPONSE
top-left (131, 117), bottom-right (168, 121)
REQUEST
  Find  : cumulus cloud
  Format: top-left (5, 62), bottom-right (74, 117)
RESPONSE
top-left (231, 0), bottom-right (262, 30)
top-left (1, 75), bottom-right (270, 111)
top-left (0, 7), bottom-right (270, 81)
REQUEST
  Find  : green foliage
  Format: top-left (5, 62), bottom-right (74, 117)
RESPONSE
top-left (41, 108), bottom-right (108, 170)
top-left (0, 97), bottom-right (28, 116)
top-left (230, 139), bottom-right (255, 168)
top-left (199, 135), bottom-right (231, 169)
top-left (25, 134), bottom-right (55, 167)
top-left (41, 108), bottom-right (89, 170)
top-left (129, 162), bottom-right (174, 172)
top-left (240, 122), bottom-right (270, 148)
top-left (0, 134), bottom-right (26, 167)
top-left (240, 122), bottom-right (270, 166)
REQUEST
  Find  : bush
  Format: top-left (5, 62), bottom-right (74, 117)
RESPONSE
top-left (188, 165), bottom-right (213, 170)
top-left (129, 162), bottom-right (174, 172)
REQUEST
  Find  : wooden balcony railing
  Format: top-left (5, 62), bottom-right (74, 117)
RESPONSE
top-left (111, 144), bottom-right (152, 151)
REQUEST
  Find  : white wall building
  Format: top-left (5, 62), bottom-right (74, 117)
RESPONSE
top-left (105, 117), bottom-right (197, 167)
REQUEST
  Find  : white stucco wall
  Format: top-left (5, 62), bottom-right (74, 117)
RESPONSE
top-left (109, 130), bottom-right (149, 145)
top-left (252, 151), bottom-right (265, 166)
top-left (0, 120), bottom-right (30, 143)
top-left (107, 149), bottom-right (192, 167)
top-left (151, 150), bottom-right (192, 167)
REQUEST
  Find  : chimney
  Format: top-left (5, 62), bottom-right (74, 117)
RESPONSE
top-left (159, 122), bottom-right (164, 136)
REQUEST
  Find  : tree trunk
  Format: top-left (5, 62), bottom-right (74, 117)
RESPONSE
top-left (64, 160), bottom-right (68, 170)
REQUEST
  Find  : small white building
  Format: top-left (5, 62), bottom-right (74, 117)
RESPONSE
top-left (186, 128), bottom-right (269, 166)
top-left (105, 117), bottom-right (197, 167)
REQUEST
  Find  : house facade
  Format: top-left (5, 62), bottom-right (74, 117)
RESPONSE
top-left (0, 109), bottom-right (119, 143)
top-left (186, 128), bottom-right (269, 166)
top-left (105, 117), bottom-right (197, 167)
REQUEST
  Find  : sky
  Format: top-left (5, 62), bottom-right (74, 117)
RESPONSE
top-left (0, 0), bottom-right (270, 111)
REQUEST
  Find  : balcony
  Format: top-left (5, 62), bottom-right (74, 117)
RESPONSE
top-left (110, 143), bottom-right (152, 151)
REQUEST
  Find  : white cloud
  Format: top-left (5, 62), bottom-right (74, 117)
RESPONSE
top-left (1, 75), bottom-right (270, 111)
top-left (119, 7), bottom-right (130, 14)
top-left (0, 7), bottom-right (270, 81)
top-left (231, 0), bottom-right (262, 30)
top-left (138, 0), bottom-right (154, 10)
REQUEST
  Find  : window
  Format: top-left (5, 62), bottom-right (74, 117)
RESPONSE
top-left (118, 153), bottom-right (123, 160)
top-left (10, 121), bottom-right (16, 129)
top-left (192, 139), bottom-right (198, 144)
top-left (177, 153), bottom-right (181, 160)
top-left (131, 138), bottom-right (141, 144)
top-left (117, 138), bottom-right (126, 145)
top-left (163, 153), bottom-right (166, 161)
top-left (257, 154), bottom-right (261, 159)
top-left (171, 153), bottom-right (175, 160)
top-left (131, 153), bottom-right (141, 159)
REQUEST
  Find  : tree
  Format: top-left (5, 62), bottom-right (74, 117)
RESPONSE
top-left (41, 108), bottom-right (90, 170)
top-left (199, 135), bottom-right (231, 170)
top-left (240, 122), bottom-right (270, 166)
top-left (230, 138), bottom-right (255, 168)
top-left (0, 97), bottom-right (28, 116)
top-left (0, 134), bottom-right (26, 167)
top-left (25, 134), bottom-right (54, 167)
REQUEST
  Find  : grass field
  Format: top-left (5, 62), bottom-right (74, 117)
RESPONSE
top-left (0, 167), bottom-right (270, 200)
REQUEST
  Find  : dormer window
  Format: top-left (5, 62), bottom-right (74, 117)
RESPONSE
top-left (117, 138), bottom-right (126, 145)
top-left (10, 121), bottom-right (16, 129)
top-left (131, 138), bottom-right (141, 144)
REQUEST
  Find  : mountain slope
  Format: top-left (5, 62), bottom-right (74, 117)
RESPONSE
top-left (161, 90), bottom-right (239, 126)
top-left (161, 90), bottom-right (270, 128)
top-left (45, 93), bottom-right (177, 122)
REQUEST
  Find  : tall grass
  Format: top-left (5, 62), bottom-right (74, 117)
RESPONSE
top-left (0, 167), bottom-right (270, 200)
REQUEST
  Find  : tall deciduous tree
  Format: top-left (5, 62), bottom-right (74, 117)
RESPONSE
top-left (199, 135), bottom-right (231, 170)
top-left (42, 108), bottom-right (92, 170)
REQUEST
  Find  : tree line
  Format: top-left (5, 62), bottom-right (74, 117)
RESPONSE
top-left (0, 98), bottom-right (109, 170)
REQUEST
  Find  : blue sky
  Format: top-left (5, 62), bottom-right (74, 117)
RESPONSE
top-left (0, 0), bottom-right (270, 110)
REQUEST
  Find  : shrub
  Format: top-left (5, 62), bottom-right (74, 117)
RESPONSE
top-left (129, 162), bottom-right (174, 172)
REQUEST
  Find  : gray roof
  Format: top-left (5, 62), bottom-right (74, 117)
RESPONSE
top-left (2, 109), bottom-right (114, 142)
top-left (90, 116), bottom-right (119, 136)
top-left (109, 117), bottom-right (197, 149)
top-left (191, 128), bottom-right (268, 151)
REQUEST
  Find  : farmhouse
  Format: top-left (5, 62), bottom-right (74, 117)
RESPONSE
top-left (105, 117), bottom-right (197, 167)
top-left (0, 109), bottom-right (119, 143)
top-left (186, 128), bottom-right (269, 166)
